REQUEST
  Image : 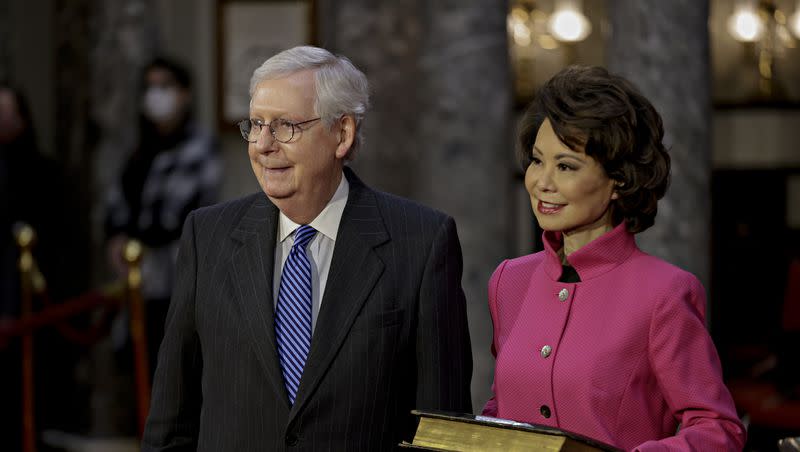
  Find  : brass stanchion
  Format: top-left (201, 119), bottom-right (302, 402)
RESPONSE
top-left (15, 224), bottom-right (37, 452)
top-left (124, 240), bottom-right (150, 436)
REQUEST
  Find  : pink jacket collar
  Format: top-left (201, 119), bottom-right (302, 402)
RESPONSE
top-left (542, 222), bottom-right (638, 282)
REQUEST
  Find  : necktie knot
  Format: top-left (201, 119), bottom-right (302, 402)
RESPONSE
top-left (292, 225), bottom-right (316, 250)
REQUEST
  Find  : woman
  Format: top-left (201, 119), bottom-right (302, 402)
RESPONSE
top-left (483, 66), bottom-right (745, 451)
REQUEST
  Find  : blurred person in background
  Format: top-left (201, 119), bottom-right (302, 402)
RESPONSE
top-left (482, 66), bottom-right (746, 451)
top-left (0, 82), bottom-right (78, 450)
top-left (0, 83), bottom-right (64, 319)
top-left (104, 57), bottom-right (221, 380)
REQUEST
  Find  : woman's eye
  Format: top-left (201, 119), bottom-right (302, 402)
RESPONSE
top-left (557, 163), bottom-right (575, 171)
top-left (530, 157), bottom-right (542, 165)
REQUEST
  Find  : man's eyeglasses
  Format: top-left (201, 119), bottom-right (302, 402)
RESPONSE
top-left (238, 117), bottom-right (321, 143)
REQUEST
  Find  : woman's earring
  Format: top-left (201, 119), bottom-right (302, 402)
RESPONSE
top-left (611, 181), bottom-right (624, 200)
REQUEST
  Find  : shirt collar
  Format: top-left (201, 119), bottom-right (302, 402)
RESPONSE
top-left (278, 173), bottom-right (349, 243)
top-left (542, 222), bottom-right (638, 281)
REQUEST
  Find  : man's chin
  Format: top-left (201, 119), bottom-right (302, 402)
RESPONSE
top-left (264, 189), bottom-right (292, 200)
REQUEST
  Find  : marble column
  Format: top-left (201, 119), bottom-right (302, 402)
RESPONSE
top-left (317, 0), bottom-right (514, 410)
top-left (607, 0), bottom-right (712, 288)
top-left (0, 2), bottom-right (9, 80)
top-left (87, 0), bottom-right (160, 202)
top-left (55, 0), bottom-right (159, 436)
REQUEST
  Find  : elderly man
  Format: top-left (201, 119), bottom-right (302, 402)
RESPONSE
top-left (142, 46), bottom-right (473, 451)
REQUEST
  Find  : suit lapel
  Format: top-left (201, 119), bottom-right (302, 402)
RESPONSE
top-left (229, 195), bottom-right (289, 405)
top-left (290, 168), bottom-right (389, 420)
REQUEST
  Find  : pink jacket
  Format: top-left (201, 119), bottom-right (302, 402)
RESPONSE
top-left (482, 223), bottom-right (745, 451)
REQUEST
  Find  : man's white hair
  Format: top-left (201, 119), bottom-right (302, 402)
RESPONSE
top-left (250, 46), bottom-right (369, 159)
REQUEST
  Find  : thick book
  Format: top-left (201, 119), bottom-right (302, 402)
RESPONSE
top-left (400, 410), bottom-right (622, 452)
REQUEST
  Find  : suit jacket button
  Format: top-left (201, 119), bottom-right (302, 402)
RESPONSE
top-left (558, 288), bottom-right (569, 301)
top-left (540, 405), bottom-right (551, 418)
top-left (286, 433), bottom-right (299, 446)
top-left (540, 345), bottom-right (552, 358)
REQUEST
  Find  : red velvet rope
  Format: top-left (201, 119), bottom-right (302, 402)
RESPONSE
top-left (39, 289), bottom-right (118, 346)
top-left (0, 289), bottom-right (123, 347)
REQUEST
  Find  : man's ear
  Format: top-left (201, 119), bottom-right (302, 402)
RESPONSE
top-left (334, 115), bottom-right (356, 159)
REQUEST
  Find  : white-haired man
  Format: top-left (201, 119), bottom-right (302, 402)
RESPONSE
top-left (143, 46), bottom-right (473, 451)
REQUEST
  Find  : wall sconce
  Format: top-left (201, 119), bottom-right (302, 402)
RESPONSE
top-left (728, 1), bottom-right (765, 41)
top-left (789, 0), bottom-right (800, 37)
top-left (725, 0), bottom-right (799, 99)
top-left (548, 0), bottom-right (592, 42)
top-left (727, 0), bottom-right (800, 41)
top-left (508, 0), bottom-right (591, 47)
top-left (508, 0), bottom-right (602, 106)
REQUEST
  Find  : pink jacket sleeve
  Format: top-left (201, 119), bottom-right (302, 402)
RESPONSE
top-left (482, 260), bottom-right (507, 417)
top-left (634, 274), bottom-right (746, 451)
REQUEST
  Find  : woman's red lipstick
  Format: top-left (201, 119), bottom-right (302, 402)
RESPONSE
top-left (537, 200), bottom-right (564, 215)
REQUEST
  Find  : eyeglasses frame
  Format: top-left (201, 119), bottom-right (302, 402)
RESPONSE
top-left (238, 117), bottom-right (322, 143)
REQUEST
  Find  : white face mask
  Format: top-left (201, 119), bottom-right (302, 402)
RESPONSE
top-left (142, 86), bottom-right (180, 122)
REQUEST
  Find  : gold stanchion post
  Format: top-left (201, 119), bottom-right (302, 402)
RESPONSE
top-left (123, 239), bottom-right (150, 436)
top-left (15, 224), bottom-right (37, 452)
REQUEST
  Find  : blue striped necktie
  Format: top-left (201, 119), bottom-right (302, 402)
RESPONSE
top-left (275, 225), bottom-right (316, 405)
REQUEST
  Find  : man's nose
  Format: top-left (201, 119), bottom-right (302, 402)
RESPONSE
top-left (253, 127), bottom-right (276, 149)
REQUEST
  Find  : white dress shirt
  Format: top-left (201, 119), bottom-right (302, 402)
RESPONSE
top-left (273, 174), bottom-right (349, 333)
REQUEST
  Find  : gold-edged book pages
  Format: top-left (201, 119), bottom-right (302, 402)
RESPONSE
top-left (400, 410), bottom-right (621, 452)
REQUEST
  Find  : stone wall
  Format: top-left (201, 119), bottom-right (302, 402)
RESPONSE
top-left (317, 0), bottom-right (514, 409)
top-left (608, 0), bottom-right (712, 289)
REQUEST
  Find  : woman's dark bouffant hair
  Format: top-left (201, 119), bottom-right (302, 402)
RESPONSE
top-left (518, 65), bottom-right (670, 234)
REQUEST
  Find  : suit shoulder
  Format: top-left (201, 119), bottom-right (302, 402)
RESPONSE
top-left (190, 192), bottom-right (264, 229)
top-left (492, 252), bottom-right (546, 283)
top-left (372, 189), bottom-right (450, 223)
top-left (504, 252), bottom-right (546, 273)
top-left (627, 250), bottom-right (704, 294)
top-left (505, 251), bottom-right (547, 268)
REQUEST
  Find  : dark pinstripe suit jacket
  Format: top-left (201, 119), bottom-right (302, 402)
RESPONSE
top-left (142, 168), bottom-right (473, 451)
